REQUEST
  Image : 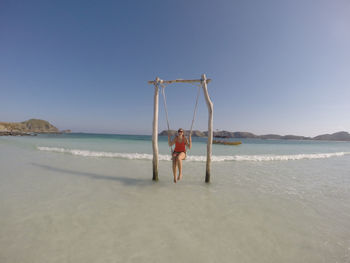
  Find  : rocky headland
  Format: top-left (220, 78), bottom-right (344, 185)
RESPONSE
top-left (159, 130), bottom-right (350, 141)
top-left (0, 119), bottom-right (70, 136)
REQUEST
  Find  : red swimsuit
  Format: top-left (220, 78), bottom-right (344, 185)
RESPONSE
top-left (174, 137), bottom-right (186, 153)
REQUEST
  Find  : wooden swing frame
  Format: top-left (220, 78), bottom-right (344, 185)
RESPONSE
top-left (148, 74), bottom-right (213, 183)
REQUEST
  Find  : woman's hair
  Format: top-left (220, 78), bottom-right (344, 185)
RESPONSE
top-left (178, 128), bottom-right (184, 132)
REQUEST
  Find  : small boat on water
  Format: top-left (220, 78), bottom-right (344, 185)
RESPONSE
top-left (213, 140), bottom-right (242, 145)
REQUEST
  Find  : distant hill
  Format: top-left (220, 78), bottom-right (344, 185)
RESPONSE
top-left (313, 131), bottom-right (350, 141)
top-left (159, 130), bottom-right (350, 141)
top-left (259, 134), bottom-right (283, 140)
top-left (282, 135), bottom-right (310, 140)
top-left (0, 119), bottom-right (61, 135)
top-left (159, 130), bottom-right (205, 137)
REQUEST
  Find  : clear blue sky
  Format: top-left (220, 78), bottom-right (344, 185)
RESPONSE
top-left (1, 0), bottom-right (349, 136)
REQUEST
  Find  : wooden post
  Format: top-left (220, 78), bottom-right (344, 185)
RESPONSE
top-left (201, 74), bottom-right (213, 183)
top-left (152, 77), bottom-right (160, 181)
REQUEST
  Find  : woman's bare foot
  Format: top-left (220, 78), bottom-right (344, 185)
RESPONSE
top-left (174, 177), bottom-right (177, 183)
top-left (177, 174), bottom-right (183, 181)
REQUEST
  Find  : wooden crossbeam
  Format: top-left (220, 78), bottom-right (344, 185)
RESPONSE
top-left (148, 79), bottom-right (211, 85)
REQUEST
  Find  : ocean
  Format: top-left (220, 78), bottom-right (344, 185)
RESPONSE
top-left (1, 133), bottom-right (350, 262)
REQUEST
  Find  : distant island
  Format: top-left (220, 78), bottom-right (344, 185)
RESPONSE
top-left (159, 130), bottom-right (350, 141)
top-left (1, 119), bottom-right (349, 141)
top-left (0, 119), bottom-right (71, 136)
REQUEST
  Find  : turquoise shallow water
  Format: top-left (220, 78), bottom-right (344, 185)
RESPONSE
top-left (3, 132), bottom-right (350, 160)
top-left (1, 134), bottom-right (350, 262)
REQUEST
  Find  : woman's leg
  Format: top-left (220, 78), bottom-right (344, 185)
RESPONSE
top-left (172, 153), bottom-right (178, 183)
top-left (177, 152), bottom-right (186, 180)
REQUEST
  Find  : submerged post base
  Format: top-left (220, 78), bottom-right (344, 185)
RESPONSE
top-left (205, 171), bottom-right (210, 183)
top-left (152, 162), bottom-right (159, 181)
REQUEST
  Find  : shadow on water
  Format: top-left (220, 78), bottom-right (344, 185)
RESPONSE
top-left (31, 163), bottom-right (213, 189)
top-left (31, 163), bottom-right (155, 187)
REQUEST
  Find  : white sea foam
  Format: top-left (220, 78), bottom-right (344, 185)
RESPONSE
top-left (37, 146), bottom-right (350, 162)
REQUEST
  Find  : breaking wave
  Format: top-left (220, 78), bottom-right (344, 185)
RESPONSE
top-left (37, 146), bottom-right (350, 162)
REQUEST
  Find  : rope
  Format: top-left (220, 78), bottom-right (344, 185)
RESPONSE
top-left (160, 83), bottom-right (173, 152)
top-left (160, 82), bottom-right (202, 151)
top-left (189, 84), bottom-right (201, 136)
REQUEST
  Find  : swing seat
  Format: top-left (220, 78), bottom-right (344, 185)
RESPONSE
top-left (172, 151), bottom-right (186, 160)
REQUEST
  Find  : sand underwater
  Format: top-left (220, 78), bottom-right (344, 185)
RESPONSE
top-left (1, 134), bottom-right (350, 263)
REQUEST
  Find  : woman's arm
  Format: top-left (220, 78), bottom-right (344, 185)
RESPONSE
top-left (186, 135), bottom-right (192, 149)
top-left (168, 135), bottom-right (176, 147)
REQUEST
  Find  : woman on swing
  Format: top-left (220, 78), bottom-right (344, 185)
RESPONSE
top-left (168, 129), bottom-right (192, 183)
